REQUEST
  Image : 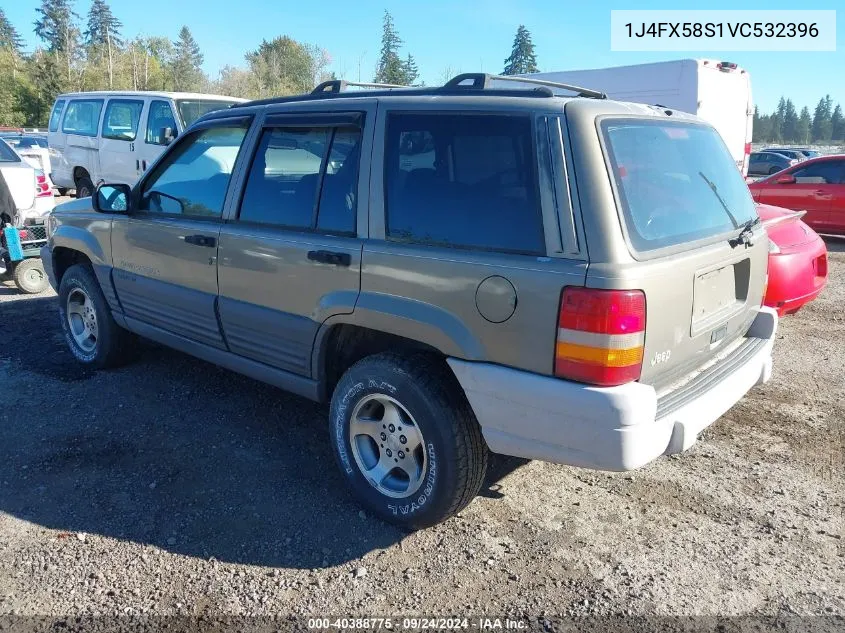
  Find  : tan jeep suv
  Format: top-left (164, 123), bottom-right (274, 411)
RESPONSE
top-left (42, 74), bottom-right (777, 529)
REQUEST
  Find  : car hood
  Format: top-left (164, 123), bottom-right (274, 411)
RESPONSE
top-left (757, 203), bottom-right (819, 248)
top-left (53, 196), bottom-right (96, 215)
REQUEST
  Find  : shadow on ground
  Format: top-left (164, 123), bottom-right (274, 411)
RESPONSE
top-left (0, 293), bottom-right (528, 569)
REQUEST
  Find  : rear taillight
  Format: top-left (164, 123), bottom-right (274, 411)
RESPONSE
top-left (815, 254), bottom-right (828, 278)
top-left (555, 288), bottom-right (646, 387)
top-left (35, 170), bottom-right (52, 198)
top-left (744, 142), bottom-right (752, 157)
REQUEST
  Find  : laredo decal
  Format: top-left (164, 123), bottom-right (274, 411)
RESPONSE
top-left (117, 262), bottom-right (160, 278)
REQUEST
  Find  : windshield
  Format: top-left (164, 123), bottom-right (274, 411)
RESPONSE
top-left (0, 139), bottom-right (21, 162)
top-left (601, 119), bottom-right (757, 253)
top-left (176, 99), bottom-right (240, 128)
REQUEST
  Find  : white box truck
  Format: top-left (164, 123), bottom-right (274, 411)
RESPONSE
top-left (515, 59), bottom-right (753, 176)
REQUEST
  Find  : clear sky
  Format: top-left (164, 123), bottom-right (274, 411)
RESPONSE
top-left (5, 0), bottom-right (843, 113)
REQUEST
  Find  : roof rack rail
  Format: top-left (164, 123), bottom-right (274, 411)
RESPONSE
top-left (443, 72), bottom-right (606, 99)
top-left (312, 79), bottom-right (407, 94)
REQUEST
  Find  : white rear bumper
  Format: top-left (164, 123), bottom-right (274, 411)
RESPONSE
top-left (448, 307), bottom-right (777, 472)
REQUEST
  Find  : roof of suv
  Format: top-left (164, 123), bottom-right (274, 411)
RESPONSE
top-left (209, 73), bottom-right (703, 125)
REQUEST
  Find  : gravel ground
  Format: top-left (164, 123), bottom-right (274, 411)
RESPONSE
top-left (0, 237), bottom-right (842, 630)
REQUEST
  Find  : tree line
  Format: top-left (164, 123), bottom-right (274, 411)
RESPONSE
top-left (753, 96), bottom-right (844, 145)
top-left (0, 1), bottom-right (545, 127)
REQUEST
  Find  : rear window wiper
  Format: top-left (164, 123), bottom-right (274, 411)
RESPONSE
top-left (698, 171), bottom-right (739, 229)
top-left (729, 216), bottom-right (761, 248)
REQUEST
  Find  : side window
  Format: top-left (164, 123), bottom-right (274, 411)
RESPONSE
top-left (139, 125), bottom-right (249, 218)
top-left (385, 113), bottom-right (544, 254)
top-left (792, 161), bottom-right (843, 184)
top-left (239, 125), bottom-right (361, 234)
top-left (145, 100), bottom-right (177, 145)
top-left (102, 100), bottom-right (144, 141)
top-left (49, 100), bottom-right (66, 133)
top-left (61, 99), bottom-right (103, 137)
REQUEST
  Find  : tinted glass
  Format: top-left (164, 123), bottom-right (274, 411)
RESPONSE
top-left (385, 114), bottom-right (543, 254)
top-left (177, 99), bottom-right (240, 127)
top-left (602, 119), bottom-right (756, 252)
top-left (791, 161), bottom-right (843, 184)
top-left (49, 100), bottom-right (65, 132)
top-left (102, 99), bottom-right (144, 141)
top-left (145, 100), bottom-right (177, 145)
top-left (62, 99), bottom-right (103, 136)
top-left (317, 128), bottom-right (361, 234)
top-left (140, 125), bottom-right (248, 218)
top-left (0, 139), bottom-right (20, 162)
top-left (240, 127), bottom-right (330, 228)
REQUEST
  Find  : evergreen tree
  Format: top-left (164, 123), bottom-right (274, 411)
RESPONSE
top-left (34, 0), bottom-right (81, 83)
top-left (768, 97), bottom-right (786, 143)
top-left (403, 53), bottom-right (419, 85)
top-left (170, 26), bottom-right (205, 91)
top-left (830, 104), bottom-right (844, 141)
top-left (811, 95), bottom-right (833, 142)
top-left (796, 106), bottom-right (812, 145)
top-left (34, 0), bottom-right (80, 53)
top-left (85, 0), bottom-right (122, 47)
top-left (502, 25), bottom-right (538, 75)
top-left (0, 8), bottom-right (25, 53)
top-left (85, 0), bottom-right (123, 89)
top-left (374, 10), bottom-right (406, 84)
top-left (781, 99), bottom-right (798, 142)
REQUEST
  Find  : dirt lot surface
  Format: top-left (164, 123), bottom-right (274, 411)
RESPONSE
top-left (0, 237), bottom-right (842, 629)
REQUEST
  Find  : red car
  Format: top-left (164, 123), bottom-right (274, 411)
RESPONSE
top-left (758, 203), bottom-right (828, 316)
top-left (748, 154), bottom-right (845, 235)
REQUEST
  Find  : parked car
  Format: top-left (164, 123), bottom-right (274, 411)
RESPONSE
top-left (768, 147), bottom-right (822, 159)
top-left (0, 134), bottom-right (54, 187)
top-left (0, 138), bottom-right (55, 226)
top-left (748, 155), bottom-right (845, 235)
top-left (748, 151), bottom-right (797, 176)
top-left (758, 203), bottom-right (827, 316)
top-left (761, 148), bottom-right (807, 163)
top-left (42, 74), bottom-right (777, 529)
top-left (47, 91), bottom-right (246, 197)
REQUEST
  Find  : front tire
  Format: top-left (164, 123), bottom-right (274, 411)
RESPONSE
top-left (12, 259), bottom-right (48, 294)
top-left (75, 176), bottom-right (94, 199)
top-left (58, 263), bottom-right (134, 368)
top-left (329, 353), bottom-right (488, 530)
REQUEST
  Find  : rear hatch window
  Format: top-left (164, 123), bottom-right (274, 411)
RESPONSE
top-left (601, 119), bottom-right (757, 254)
top-left (177, 100), bottom-right (241, 128)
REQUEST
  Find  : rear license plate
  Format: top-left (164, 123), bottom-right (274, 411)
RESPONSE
top-left (692, 264), bottom-right (739, 331)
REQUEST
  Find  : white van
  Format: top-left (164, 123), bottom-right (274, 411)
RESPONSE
top-left (47, 91), bottom-right (246, 197)
top-left (512, 59), bottom-right (754, 176)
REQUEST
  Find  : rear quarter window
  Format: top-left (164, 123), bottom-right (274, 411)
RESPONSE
top-left (49, 100), bottom-right (66, 132)
top-left (601, 118), bottom-right (757, 253)
top-left (384, 113), bottom-right (544, 255)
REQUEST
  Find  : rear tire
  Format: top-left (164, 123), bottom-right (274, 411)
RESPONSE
top-left (75, 176), bottom-right (94, 199)
top-left (56, 187), bottom-right (68, 197)
top-left (768, 166), bottom-right (779, 175)
top-left (329, 352), bottom-right (488, 530)
top-left (13, 259), bottom-right (48, 294)
top-left (58, 263), bottom-right (134, 368)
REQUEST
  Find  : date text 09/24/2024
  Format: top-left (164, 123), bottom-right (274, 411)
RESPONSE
top-left (624, 22), bottom-right (819, 39)
top-left (307, 618), bottom-right (527, 630)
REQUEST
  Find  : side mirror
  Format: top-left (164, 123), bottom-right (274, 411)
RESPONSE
top-left (93, 183), bottom-right (131, 214)
top-left (776, 174), bottom-right (796, 185)
top-left (161, 127), bottom-right (177, 145)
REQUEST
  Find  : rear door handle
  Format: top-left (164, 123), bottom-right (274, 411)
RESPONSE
top-left (307, 250), bottom-right (351, 267)
top-left (184, 234), bottom-right (217, 247)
